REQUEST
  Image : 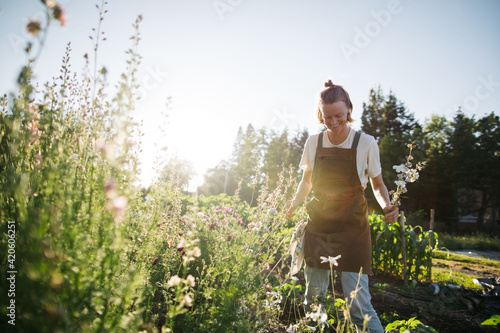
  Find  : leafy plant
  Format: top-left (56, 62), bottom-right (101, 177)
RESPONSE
top-left (385, 317), bottom-right (437, 333)
top-left (481, 315), bottom-right (500, 329)
top-left (370, 214), bottom-right (437, 281)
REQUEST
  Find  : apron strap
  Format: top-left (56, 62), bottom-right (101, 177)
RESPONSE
top-left (318, 131), bottom-right (324, 148)
top-left (351, 131), bottom-right (361, 149)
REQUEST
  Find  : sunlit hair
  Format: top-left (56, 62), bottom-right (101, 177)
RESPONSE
top-left (317, 79), bottom-right (354, 124)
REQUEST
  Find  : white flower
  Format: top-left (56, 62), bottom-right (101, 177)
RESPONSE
top-left (290, 276), bottom-right (299, 282)
top-left (393, 164), bottom-right (408, 173)
top-left (183, 295), bottom-right (193, 307)
top-left (320, 255), bottom-right (341, 266)
top-left (306, 304), bottom-right (328, 324)
top-left (185, 274), bottom-right (196, 287)
top-left (394, 180), bottom-right (406, 187)
top-left (286, 324), bottom-right (299, 333)
top-left (167, 275), bottom-right (182, 287)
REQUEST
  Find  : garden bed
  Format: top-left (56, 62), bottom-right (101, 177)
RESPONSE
top-left (368, 274), bottom-right (498, 333)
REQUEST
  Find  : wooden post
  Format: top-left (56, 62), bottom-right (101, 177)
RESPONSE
top-left (401, 211), bottom-right (408, 286)
top-left (430, 209), bottom-right (435, 231)
top-left (429, 208), bottom-right (435, 248)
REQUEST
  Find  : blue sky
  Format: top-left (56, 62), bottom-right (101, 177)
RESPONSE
top-left (1, 0), bottom-right (499, 189)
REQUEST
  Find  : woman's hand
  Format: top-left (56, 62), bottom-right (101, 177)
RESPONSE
top-left (382, 205), bottom-right (399, 224)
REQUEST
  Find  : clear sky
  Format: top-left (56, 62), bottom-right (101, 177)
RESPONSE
top-left (1, 0), bottom-right (499, 190)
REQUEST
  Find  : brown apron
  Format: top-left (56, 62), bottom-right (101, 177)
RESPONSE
top-left (303, 130), bottom-right (373, 275)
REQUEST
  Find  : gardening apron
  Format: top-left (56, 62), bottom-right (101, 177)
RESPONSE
top-left (303, 130), bottom-right (373, 275)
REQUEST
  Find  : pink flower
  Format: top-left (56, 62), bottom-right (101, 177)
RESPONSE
top-left (263, 284), bottom-right (271, 292)
top-left (227, 235), bottom-right (233, 242)
top-left (151, 257), bottom-right (159, 266)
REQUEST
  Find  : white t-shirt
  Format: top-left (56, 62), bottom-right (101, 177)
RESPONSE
top-left (299, 127), bottom-right (382, 189)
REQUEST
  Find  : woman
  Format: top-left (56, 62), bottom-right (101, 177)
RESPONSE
top-left (286, 80), bottom-right (399, 333)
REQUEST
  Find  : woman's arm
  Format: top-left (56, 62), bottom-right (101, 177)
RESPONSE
top-left (370, 173), bottom-right (399, 224)
top-left (286, 170), bottom-right (313, 218)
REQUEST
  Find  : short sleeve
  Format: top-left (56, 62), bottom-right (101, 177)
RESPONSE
top-left (366, 136), bottom-right (382, 179)
top-left (299, 136), bottom-right (314, 171)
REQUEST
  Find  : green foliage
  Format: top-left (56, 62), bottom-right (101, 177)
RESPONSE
top-left (481, 315), bottom-right (500, 328)
top-left (361, 87), bottom-right (418, 141)
top-left (438, 232), bottom-right (500, 251)
top-left (385, 317), bottom-right (437, 332)
top-left (370, 214), bottom-right (437, 281)
top-left (199, 125), bottom-right (308, 205)
top-left (0, 17), bottom-right (146, 332)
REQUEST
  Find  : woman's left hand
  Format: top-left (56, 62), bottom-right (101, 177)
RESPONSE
top-left (382, 205), bottom-right (399, 224)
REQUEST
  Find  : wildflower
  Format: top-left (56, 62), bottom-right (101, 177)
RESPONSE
top-left (350, 286), bottom-right (362, 299)
top-left (227, 234), bottom-right (233, 242)
top-left (26, 19), bottom-right (41, 36)
top-left (209, 223), bottom-right (215, 230)
top-left (320, 255), bottom-right (341, 266)
top-left (286, 324), bottom-right (299, 333)
top-left (363, 313), bottom-right (373, 327)
top-left (53, 5), bottom-right (66, 27)
top-left (268, 208), bottom-right (278, 216)
top-left (192, 247), bottom-right (201, 257)
top-left (263, 284), bottom-right (272, 292)
top-left (151, 257), bottom-right (159, 266)
top-left (393, 164), bottom-right (408, 173)
top-left (36, 151), bottom-right (42, 168)
top-left (167, 275), bottom-right (182, 287)
top-left (45, 0), bottom-right (57, 8)
top-left (306, 304), bottom-right (328, 324)
top-left (197, 212), bottom-right (204, 217)
top-left (183, 295), bottom-right (193, 307)
top-left (394, 180), bottom-right (406, 187)
top-left (105, 180), bottom-right (118, 199)
top-left (391, 143), bottom-right (425, 207)
top-left (290, 276), bottom-right (299, 282)
top-left (107, 196), bottom-right (128, 223)
top-left (185, 274), bottom-right (196, 287)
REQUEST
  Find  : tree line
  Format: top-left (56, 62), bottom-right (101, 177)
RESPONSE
top-left (161, 86), bottom-right (499, 232)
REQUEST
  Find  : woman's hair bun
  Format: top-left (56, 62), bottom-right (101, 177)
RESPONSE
top-left (324, 79), bottom-right (334, 88)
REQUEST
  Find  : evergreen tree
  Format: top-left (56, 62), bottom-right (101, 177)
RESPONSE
top-left (262, 129), bottom-right (289, 189)
top-left (361, 86), bottom-right (418, 141)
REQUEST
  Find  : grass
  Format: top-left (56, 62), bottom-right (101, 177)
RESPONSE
top-left (438, 232), bottom-right (500, 251)
top-left (433, 250), bottom-right (500, 269)
top-left (430, 250), bottom-right (500, 291)
top-left (431, 266), bottom-right (482, 291)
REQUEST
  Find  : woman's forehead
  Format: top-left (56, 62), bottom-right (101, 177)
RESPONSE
top-left (321, 102), bottom-right (348, 115)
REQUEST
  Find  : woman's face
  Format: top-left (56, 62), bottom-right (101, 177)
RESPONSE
top-left (321, 101), bottom-right (349, 134)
